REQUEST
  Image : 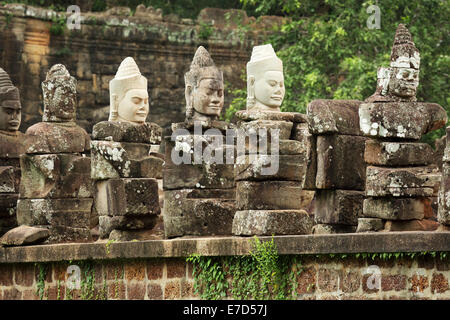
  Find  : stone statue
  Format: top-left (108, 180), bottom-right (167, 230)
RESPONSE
top-left (109, 57), bottom-right (149, 123)
top-left (0, 68), bottom-right (21, 133)
top-left (366, 24), bottom-right (420, 103)
top-left (246, 44), bottom-right (285, 112)
top-left (184, 46), bottom-right (224, 121)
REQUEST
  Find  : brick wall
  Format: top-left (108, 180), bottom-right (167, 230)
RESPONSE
top-left (1, 254), bottom-right (449, 300)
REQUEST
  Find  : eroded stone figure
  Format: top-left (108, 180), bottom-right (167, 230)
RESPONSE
top-left (184, 46), bottom-right (224, 122)
top-left (357, 24), bottom-right (447, 232)
top-left (16, 64), bottom-right (94, 243)
top-left (0, 68), bottom-right (25, 236)
top-left (246, 44), bottom-right (285, 112)
top-left (91, 57), bottom-right (163, 241)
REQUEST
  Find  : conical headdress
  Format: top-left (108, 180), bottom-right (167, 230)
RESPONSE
top-left (0, 68), bottom-right (20, 105)
top-left (185, 46), bottom-right (223, 88)
top-left (247, 44), bottom-right (283, 80)
top-left (390, 24), bottom-right (420, 69)
top-left (109, 57), bottom-right (147, 120)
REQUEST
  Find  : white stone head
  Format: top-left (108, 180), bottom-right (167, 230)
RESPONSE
top-left (109, 57), bottom-right (149, 124)
top-left (246, 44), bottom-right (284, 111)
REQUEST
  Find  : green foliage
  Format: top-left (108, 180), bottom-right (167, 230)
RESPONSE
top-left (35, 263), bottom-right (48, 300)
top-left (198, 22), bottom-right (214, 41)
top-left (49, 14), bottom-right (66, 36)
top-left (228, 0), bottom-right (449, 144)
top-left (187, 236), bottom-right (302, 300)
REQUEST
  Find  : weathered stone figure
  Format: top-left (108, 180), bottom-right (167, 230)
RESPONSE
top-left (91, 57), bottom-right (163, 241)
top-left (0, 68), bottom-right (25, 236)
top-left (16, 64), bottom-right (94, 243)
top-left (232, 44), bottom-right (314, 236)
top-left (185, 46), bottom-right (224, 122)
top-left (163, 46), bottom-right (236, 238)
top-left (246, 44), bottom-right (285, 112)
top-left (358, 24), bottom-right (446, 232)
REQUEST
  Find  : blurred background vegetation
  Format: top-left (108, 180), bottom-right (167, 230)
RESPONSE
top-left (1, 0), bottom-right (449, 143)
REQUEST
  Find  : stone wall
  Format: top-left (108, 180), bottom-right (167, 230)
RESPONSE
top-left (0, 232), bottom-right (449, 300)
top-left (0, 4), bottom-right (283, 133)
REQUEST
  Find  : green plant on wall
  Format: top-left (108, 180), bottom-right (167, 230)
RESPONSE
top-left (49, 14), bottom-right (66, 36)
top-left (187, 236), bottom-right (302, 300)
top-left (198, 22), bottom-right (214, 41)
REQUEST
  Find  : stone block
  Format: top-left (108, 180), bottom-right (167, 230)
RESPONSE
top-left (384, 219), bottom-right (439, 232)
top-left (20, 154), bottom-right (93, 199)
top-left (312, 224), bottom-right (357, 234)
top-left (313, 190), bottom-right (365, 225)
top-left (92, 121), bottom-right (162, 144)
top-left (91, 140), bottom-right (163, 180)
top-left (242, 139), bottom-right (307, 156)
top-left (0, 166), bottom-right (19, 193)
top-left (356, 218), bottom-right (385, 233)
top-left (232, 209), bottom-right (313, 236)
top-left (238, 119), bottom-right (293, 140)
top-left (438, 162), bottom-right (450, 225)
top-left (94, 178), bottom-right (160, 217)
top-left (235, 110), bottom-right (307, 123)
top-left (366, 166), bottom-right (439, 197)
top-left (236, 180), bottom-right (304, 210)
top-left (16, 198), bottom-right (93, 228)
top-left (163, 188), bottom-right (235, 238)
top-left (25, 122), bottom-right (91, 154)
top-left (359, 102), bottom-right (447, 140)
top-left (0, 131), bottom-right (27, 159)
top-left (291, 123), bottom-right (316, 189)
top-left (307, 99), bottom-right (362, 135)
top-left (316, 134), bottom-right (367, 190)
top-left (365, 140), bottom-right (434, 166)
top-left (0, 225), bottom-right (50, 246)
top-left (46, 225), bottom-right (92, 243)
top-left (363, 197), bottom-right (430, 220)
top-left (99, 215), bottom-right (158, 239)
top-left (163, 162), bottom-right (234, 190)
top-left (234, 154), bottom-right (307, 182)
top-left (0, 193), bottom-right (18, 218)
top-left (171, 119), bottom-right (234, 134)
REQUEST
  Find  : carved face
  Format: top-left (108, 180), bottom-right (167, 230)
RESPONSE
top-left (388, 68), bottom-right (419, 98)
top-left (0, 102), bottom-right (21, 131)
top-left (254, 71), bottom-right (285, 109)
top-left (191, 78), bottom-right (224, 117)
top-left (117, 88), bottom-right (149, 123)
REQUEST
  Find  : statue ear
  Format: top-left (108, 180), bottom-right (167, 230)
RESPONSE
top-left (246, 75), bottom-right (255, 109)
top-left (185, 84), bottom-right (193, 107)
top-left (109, 93), bottom-right (119, 121)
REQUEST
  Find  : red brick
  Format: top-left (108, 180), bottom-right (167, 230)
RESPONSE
top-left (187, 262), bottom-right (195, 279)
top-left (147, 283), bottom-right (163, 300)
top-left (164, 280), bottom-right (181, 300)
top-left (125, 261), bottom-right (146, 281)
top-left (409, 274), bottom-right (429, 293)
top-left (147, 260), bottom-right (164, 280)
top-left (318, 268), bottom-right (340, 292)
top-left (22, 289), bottom-right (39, 300)
top-left (166, 259), bottom-right (186, 279)
top-left (436, 257), bottom-right (450, 271)
top-left (52, 263), bottom-right (69, 282)
top-left (340, 271), bottom-right (361, 293)
top-left (431, 273), bottom-right (449, 294)
top-left (34, 263), bottom-right (52, 285)
top-left (417, 255), bottom-right (435, 269)
top-left (296, 267), bottom-right (316, 294)
top-left (107, 281), bottom-right (125, 300)
top-left (381, 275), bottom-right (407, 291)
top-left (181, 279), bottom-right (195, 298)
top-left (2, 287), bottom-right (21, 300)
top-left (104, 262), bottom-right (124, 281)
top-left (47, 285), bottom-right (65, 300)
top-left (14, 264), bottom-right (35, 287)
top-left (362, 274), bottom-right (381, 293)
top-left (0, 264), bottom-right (14, 286)
top-left (127, 283), bottom-right (146, 300)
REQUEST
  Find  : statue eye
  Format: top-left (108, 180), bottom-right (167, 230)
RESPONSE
top-left (132, 97), bottom-right (142, 104)
top-left (268, 81), bottom-right (277, 87)
top-left (218, 90), bottom-right (223, 97)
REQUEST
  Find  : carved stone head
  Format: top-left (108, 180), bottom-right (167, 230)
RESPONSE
top-left (246, 44), bottom-right (284, 112)
top-left (42, 64), bottom-right (77, 122)
top-left (184, 46), bottom-right (224, 121)
top-left (109, 57), bottom-right (149, 124)
top-left (0, 68), bottom-right (21, 132)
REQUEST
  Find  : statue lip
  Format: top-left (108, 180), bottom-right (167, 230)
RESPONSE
top-left (8, 121), bottom-right (19, 126)
top-left (270, 96), bottom-right (283, 100)
top-left (135, 111), bottom-right (147, 116)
